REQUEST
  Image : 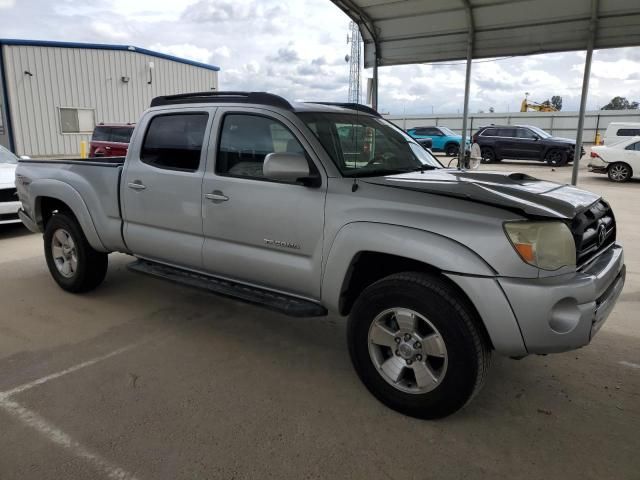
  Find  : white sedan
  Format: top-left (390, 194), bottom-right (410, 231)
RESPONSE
top-left (589, 136), bottom-right (640, 182)
top-left (0, 144), bottom-right (22, 225)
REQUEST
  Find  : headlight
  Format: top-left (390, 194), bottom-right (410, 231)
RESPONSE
top-left (504, 221), bottom-right (576, 270)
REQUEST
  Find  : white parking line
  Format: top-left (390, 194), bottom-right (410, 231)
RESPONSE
top-left (619, 361), bottom-right (640, 370)
top-left (0, 343), bottom-right (137, 399)
top-left (0, 343), bottom-right (142, 480)
top-left (0, 398), bottom-right (139, 480)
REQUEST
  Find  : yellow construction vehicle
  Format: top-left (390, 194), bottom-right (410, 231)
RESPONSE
top-left (520, 92), bottom-right (558, 112)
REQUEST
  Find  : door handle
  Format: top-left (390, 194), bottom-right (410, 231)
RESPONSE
top-left (105, 146), bottom-right (112, 150)
top-left (204, 191), bottom-right (229, 202)
top-left (128, 181), bottom-right (147, 191)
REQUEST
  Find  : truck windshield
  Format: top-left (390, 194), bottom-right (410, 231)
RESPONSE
top-left (299, 112), bottom-right (442, 177)
top-left (0, 145), bottom-right (18, 164)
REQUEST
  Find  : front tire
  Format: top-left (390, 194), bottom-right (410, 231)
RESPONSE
top-left (607, 162), bottom-right (632, 182)
top-left (348, 272), bottom-right (491, 419)
top-left (44, 212), bottom-right (108, 293)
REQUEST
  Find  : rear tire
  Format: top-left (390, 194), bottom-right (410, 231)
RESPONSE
top-left (545, 149), bottom-right (568, 166)
top-left (480, 147), bottom-right (496, 163)
top-left (445, 143), bottom-right (459, 157)
top-left (607, 162), bottom-right (632, 182)
top-left (348, 272), bottom-right (491, 419)
top-left (44, 212), bottom-right (108, 293)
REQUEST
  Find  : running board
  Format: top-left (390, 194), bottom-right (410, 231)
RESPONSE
top-left (127, 260), bottom-right (328, 317)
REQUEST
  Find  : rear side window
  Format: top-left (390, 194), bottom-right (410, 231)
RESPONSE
top-left (617, 128), bottom-right (640, 136)
top-left (141, 114), bottom-right (208, 172)
top-left (216, 114), bottom-right (305, 180)
top-left (111, 127), bottom-right (133, 143)
top-left (92, 127), bottom-right (110, 141)
top-left (481, 128), bottom-right (498, 136)
top-left (497, 128), bottom-right (517, 137)
top-left (625, 141), bottom-right (640, 151)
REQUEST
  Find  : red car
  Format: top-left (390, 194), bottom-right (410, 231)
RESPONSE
top-left (90, 123), bottom-right (135, 157)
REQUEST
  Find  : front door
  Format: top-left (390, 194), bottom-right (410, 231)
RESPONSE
top-left (201, 109), bottom-right (326, 299)
top-left (121, 108), bottom-right (213, 269)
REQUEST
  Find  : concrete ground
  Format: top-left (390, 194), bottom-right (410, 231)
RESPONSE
top-left (0, 160), bottom-right (638, 480)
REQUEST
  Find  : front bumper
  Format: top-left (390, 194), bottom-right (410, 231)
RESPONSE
top-left (498, 244), bottom-right (625, 354)
top-left (0, 200), bottom-right (22, 225)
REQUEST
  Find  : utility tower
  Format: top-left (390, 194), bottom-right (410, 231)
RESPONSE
top-left (346, 21), bottom-right (362, 104)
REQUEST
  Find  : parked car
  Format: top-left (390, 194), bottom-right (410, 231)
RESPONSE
top-left (406, 126), bottom-right (466, 156)
top-left (472, 125), bottom-right (583, 166)
top-left (0, 144), bottom-right (22, 225)
top-left (89, 123), bottom-right (135, 157)
top-left (589, 136), bottom-right (640, 182)
top-left (15, 92), bottom-right (625, 419)
top-left (603, 122), bottom-right (640, 146)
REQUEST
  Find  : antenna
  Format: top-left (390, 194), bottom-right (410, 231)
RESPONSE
top-left (346, 21), bottom-right (362, 104)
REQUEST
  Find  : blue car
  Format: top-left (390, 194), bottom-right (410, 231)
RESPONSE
top-left (406, 126), bottom-right (468, 156)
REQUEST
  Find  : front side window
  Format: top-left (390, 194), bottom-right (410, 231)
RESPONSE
top-left (140, 113), bottom-right (208, 171)
top-left (439, 126), bottom-right (456, 136)
top-left (299, 112), bottom-right (441, 178)
top-left (60, 108), bottom-right (95, 133)
top-left (528, 126), bottom-right (552, 138)
top-left (516, 128), bottom-right (537, 139)
top-left (216, 114), bottom-right (305, 180)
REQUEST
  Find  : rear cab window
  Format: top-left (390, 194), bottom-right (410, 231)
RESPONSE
top-left (92, 127), bottom-right (111, 142)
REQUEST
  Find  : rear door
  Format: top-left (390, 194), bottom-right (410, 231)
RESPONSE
top-left (121, 108), bottom-right (213, 269)
top-left (496, 128), bottom-right (519, 158)
top-left (201, 108), bottom-right (326, 298)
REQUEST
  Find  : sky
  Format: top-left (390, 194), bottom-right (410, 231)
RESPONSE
top-left (0, 0), bottom-right (638, 115)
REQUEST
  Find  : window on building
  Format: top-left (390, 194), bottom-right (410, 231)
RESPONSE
top-left (140, 113), bottom-right (208, 171)
top-left (59, 108), bottom-right (95, 133)
top-left (216, 114), bottom-right (306, 180)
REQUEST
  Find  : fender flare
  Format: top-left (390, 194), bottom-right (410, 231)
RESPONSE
top-left (320, 222), bottom-right (495, 312)
top-left (31, 179), bottom-right (106, 251)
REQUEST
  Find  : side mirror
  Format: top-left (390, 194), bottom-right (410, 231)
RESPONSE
top-left (263, 152), bottom-right (317, 185)
top-left (533, 135), bottom-right (540, 141)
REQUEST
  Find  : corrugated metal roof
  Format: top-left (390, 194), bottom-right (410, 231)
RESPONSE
top-left (0, 38), bottom-right (220, 71)
top-left (330, 0), bottom-right (640, 67)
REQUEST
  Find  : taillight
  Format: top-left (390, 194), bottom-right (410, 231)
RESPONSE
top-left (472, 134), bottom-right (478, 143)
top-left (590, 151), bottom-right (601, 159)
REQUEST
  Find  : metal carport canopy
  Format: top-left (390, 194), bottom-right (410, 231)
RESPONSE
top-left (329, 0), bottom-right (640, 184)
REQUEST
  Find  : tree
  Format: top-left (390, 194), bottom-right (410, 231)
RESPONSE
top-left (601, 96), bottom-right (640, 110)
top-left (551, 95), bottom-right (563, 111)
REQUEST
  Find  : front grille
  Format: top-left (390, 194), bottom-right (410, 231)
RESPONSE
top-left (0, 188), bottom-right (18, 203)
top-left (571, 199), bottom-right (616, 267)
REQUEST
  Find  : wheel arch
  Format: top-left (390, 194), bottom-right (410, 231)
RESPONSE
top-left (32, 180), bottom-right (106, 251)
top-left (321, 222), bottom-right (495, 316)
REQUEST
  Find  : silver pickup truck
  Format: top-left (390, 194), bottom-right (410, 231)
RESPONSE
top-left (15, 92), bottom-right (626, 419)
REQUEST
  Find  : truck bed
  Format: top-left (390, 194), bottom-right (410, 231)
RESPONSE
top-left (16, 157), bottom-right (127, 252)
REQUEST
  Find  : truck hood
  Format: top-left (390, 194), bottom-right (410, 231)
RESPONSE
top-left (0, 163), bottom-right (17, 189)
top-left (363, 169), bottom-right (600, 219)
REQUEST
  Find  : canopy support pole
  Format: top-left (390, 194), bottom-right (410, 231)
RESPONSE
top-left (459, 0), bottom-right (475, 169)
top-left (571, 0), bottom-right (598, 185)
top-left (372, 54), bottom-right (379, 111)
